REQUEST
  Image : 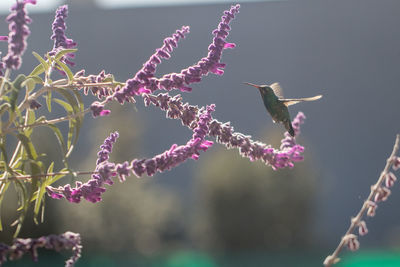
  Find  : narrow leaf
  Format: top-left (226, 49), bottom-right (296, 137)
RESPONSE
top-left (66, 119), bottom-right (75, 155)
top-left (45, 90), bottom-right (52, 112)
top-left (53, 98), bottom-right (73, 114)
top-left (47, 168), bottom-right (68, 185)
top-left (53, 99), bottom-right (75, 151)
top-left (0, 103), bottom-right (11, 116)
top-left (54, 88), bottom-right (79, 113)
top-left (21, 78), bottom-right (36, 93)
top-left (71, 90), bottom-right (84, 149)
top-left (29, 64), bottom-right (45, 76)
top-left (33, 163), bottom-right (54, 224)
top-left (13, 179), bottom-right (28, 238)
top-left (0, 181), bottom-right (11, 231)
top-left (54, 58), bottom-right (74, 84)
top-left (10, 74), bottom-right (26, 111)
top-left (16, 133), bottom-right (38, 160)
top-left (32, 51), bottom-right (49, 72)
top-left (54, 48), bottom-right (77, 61)
top-left (24, 75), bottom-right (44, 86)
top-left (0, 144), bottom-right (10, 171)
top-left (46, 124), bottom-right (67, 156)
top-left (24, 110), bottom-right (35, 137)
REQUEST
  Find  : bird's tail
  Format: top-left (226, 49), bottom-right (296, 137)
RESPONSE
top-left (284, 120), bottom-right (295, 137)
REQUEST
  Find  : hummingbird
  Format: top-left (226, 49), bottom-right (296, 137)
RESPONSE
top-left (244, 82), bottom-right (322, 137)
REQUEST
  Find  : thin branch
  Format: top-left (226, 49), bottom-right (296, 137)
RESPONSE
top-left (53, 81), bottom-right (121, 89)
top-left (324, 134), bottom-right (400, 266)
top-left (0, 170), bottom-right (98, 181)
top-left (3, 107), bottom-right (91, 135)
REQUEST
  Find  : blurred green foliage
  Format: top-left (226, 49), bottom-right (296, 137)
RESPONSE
top-left (191, 129), bottom-right (317, 251)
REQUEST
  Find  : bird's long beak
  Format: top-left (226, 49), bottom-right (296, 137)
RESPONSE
top-left (243, 82), bottom-right (261, 89)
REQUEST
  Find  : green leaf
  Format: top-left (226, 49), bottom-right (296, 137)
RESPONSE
top-left (46, 124), bottom-right (67, 156)
top-left (54, 58), bottom-right (74, 84)
top-left (54, 89), bottom-right (83, 154)
top-left (0, 143), bottom-right (10, 172)
top-left (16, 133), bottom-right (38, 160)
top-left (23, 75), bottom-right (44, 87)
top-left (44, 90), bottom-right (52, 112)
top-left (24, 110), bottom-right (35, 137)
top-left (12, 74), bottom-right (26, 90)
top-left (0, 103), bottom-right (11, 116)
top-left (10, 74), bottom-right (26, 111)
top-left (54, 48), bottom-right (77, 61)
top-left (13, 179), bottom-right (28, 238)
top-left (53, 98), bottom-right (75, 152)
top-left (72, 89), bottom-right (84, 113)
top-left (29, 64), bottom-right (45, 77)
top-left (71, 90), bottom-right (84, 148)
top-left (45, 162), bottom-right (54, 181)
top-left (47, 167), bottom-right (68, 185)
top-left (54, 88), bottom-right (79, 113)
top-left (33, 162), bottom-right (54, 224)
top-left (32, 51), bottom-right (49, 72)
top-left (0, 181), bottom-right (11, 231)
top-left (21, 77), bottom-right (37, 93)
top-left (66, 119), bottom-right (76, 157)
top-left (53, 98), bottom-right (73, 113)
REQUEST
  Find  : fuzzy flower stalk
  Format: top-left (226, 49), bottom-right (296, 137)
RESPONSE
top-left (2, 0), bottom-right (36, 70)
top-left (324, 134), bottom-right (400, 267)
top-left (0, 231), bottom-right (82, 267)
top-left (46, 105), bottom-right (215, 203)
top-left (105, 4), bottom-right (240, 109)
top-left (48, 4), bottom-right (77, 66)
top-left (143, 93), bottom-right (306, 170)
top-left (86, 4), bottom-right (305, 169)
top-left (46, 103), bottom-right (307, 204)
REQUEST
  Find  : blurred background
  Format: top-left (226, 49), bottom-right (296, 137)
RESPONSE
top-left (1, 0), bottom-right (400, 266)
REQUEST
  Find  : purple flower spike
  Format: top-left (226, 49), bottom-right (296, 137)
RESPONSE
top-left (153, 4), bottom-right (240, 92)
top-left (116, 161), bottom-right (130, 182)
top-left (96, 131), bottom-right (119, 165)
top-left (47, 132), bottom-right (119, 203)
top-left (47, 105), bottom-right (215, 202)
top-left (115, 4), bottom-right (239, 103)
top-left (90, 101), bottom-right (111, 117)
top-left (49, 5), bottom-right (77, 67)
top-left (143, 93), bottom-right (306, 170)
top-left (2, 0), bottom-right (36, 70)
top-left (117, 26), bottom-right (190, 102)
top-left (0, 231), bottom-right (81, 266)
top-left (130, 105), bottom-right (215, 178)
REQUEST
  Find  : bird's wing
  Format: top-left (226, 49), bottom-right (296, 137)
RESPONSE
top-left (281, 95), bottom-right (323, 106)
top-left (270, 82), bottom-right (284, 98)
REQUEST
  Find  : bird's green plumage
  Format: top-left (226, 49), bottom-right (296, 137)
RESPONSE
top-left (258, 86), bottom-right (291, 124)
top-left (243, 82), bottom-right (322, 137)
